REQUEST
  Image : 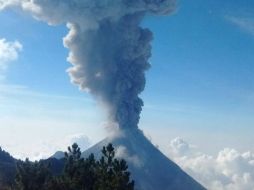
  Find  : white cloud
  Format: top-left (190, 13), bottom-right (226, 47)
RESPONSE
top-left (226, 16), bottom-right (254, 36)
top-left (0, 0), bottom-right (17, 10)
top-left (3, 133), bottom-right (92, 161)
top-left (115, 145), bottom-right (142, 167)
top-left (168, 138), bottom-right (254, 190)
top-left (0, 38), bottom-right (22, 78)
top-left (68, 133), bottom-right (91, 151)
top-left (169, 137), bottom-right (192, 156)
top-left (0, 38), bottom-right (22, 68)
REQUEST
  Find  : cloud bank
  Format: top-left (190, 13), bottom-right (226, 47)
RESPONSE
top-left (3, 133), bottom-right (92, 161)
top-left (168, 137), bottom-right (254, 190)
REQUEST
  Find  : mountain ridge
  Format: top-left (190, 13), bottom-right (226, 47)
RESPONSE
top-left (0, 129), bottom-right (206, 190)
top-left (82, 129), bottom-right (206, 190)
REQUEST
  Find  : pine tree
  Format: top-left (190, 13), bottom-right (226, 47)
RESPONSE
top-left (56, 143), bottom-right (97, 190)
top-left (9, 143), bottom-right (135, 190)
top-left (15, 159), bottom-right (51, 190)
top-left (95, 144), bottom-right (135, 190)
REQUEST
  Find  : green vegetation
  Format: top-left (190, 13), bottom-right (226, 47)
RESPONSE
top-left (0, 144), bottom-right (135, 190)
top-left (0, 147), bottom-right (16, 189)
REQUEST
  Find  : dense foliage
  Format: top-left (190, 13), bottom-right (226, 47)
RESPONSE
top-left (0, 144), bottom-right (135, 190)
top-left (0, 147), bottom-right (16, 189)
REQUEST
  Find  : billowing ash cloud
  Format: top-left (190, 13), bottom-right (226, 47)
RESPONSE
top-left (1, 0), bottom-right (176, 129)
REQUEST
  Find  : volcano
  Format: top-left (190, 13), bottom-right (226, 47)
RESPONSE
top-left (82, 129), bottom-right (206, 190)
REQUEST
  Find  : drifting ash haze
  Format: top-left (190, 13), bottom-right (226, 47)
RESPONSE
top-left (1, 0), bottom-right (206, 189)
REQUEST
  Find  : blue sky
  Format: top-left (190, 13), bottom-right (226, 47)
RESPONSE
top-left (0, 0), bottom-right (254, 160)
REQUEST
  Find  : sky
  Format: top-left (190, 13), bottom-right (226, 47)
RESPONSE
top-left (0, 0), bottom-right (254, 186)
top-left (0, 0), bottom-right (254, 156)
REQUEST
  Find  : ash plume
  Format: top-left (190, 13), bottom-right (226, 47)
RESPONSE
top-left (1, 0), bottom-right (176, 129)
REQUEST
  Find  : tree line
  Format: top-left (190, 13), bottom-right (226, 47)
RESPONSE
top-left (1, 143), bottom-right (135, 190)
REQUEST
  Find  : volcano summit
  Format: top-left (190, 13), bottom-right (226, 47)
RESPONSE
top-left (82, 129), bottom-right (206, 190)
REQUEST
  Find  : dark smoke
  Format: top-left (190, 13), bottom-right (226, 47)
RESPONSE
top-left (1, 0), bottom-right (176, 129)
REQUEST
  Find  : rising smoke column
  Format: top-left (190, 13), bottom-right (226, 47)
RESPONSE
top-left (65, 18), bottom-right (151, 129)
top-left (1, 0), bottom-right (176, 129)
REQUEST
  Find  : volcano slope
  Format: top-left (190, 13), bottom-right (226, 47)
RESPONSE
top-left (82, 129), bottom-right (206, 190)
